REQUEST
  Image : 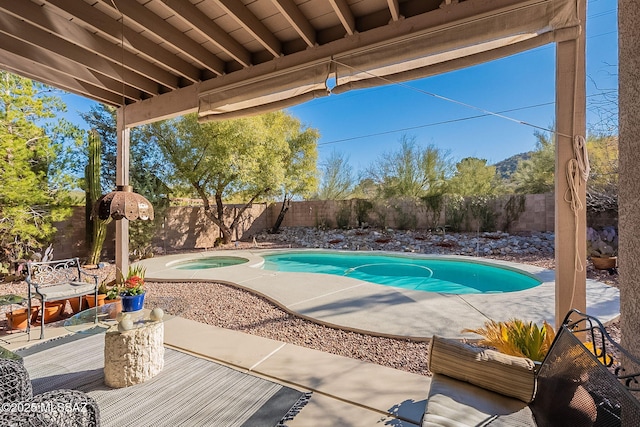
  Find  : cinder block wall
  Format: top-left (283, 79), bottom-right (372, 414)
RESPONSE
top-left (52, 193), bottom-right (617, 260)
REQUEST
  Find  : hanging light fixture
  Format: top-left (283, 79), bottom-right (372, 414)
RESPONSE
top-left (93, 3), bottom-right (153, 222)
top-left (93, 185), bottom-right (154, 221)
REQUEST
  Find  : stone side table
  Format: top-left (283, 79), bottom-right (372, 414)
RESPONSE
top-left (104, 321), bottom-right (165, 388)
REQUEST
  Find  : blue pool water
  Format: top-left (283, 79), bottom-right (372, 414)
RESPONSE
top-left (171, 256), bottom-right (248, 270)
top-left (262, 252), bottom-right (541, 294)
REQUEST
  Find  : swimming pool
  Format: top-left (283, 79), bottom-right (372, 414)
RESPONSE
top-left (262, 252), bottom-right (541, 294)
top-left (170, 256), bottom-right (248, 270)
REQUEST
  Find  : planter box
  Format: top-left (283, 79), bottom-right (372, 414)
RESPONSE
top-left (591, 256), bottom-right (617, 270)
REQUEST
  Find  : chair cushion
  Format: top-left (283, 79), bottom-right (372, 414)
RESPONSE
top-left (33, 282), bottom-right (96, 300)
top-left (423, 374), bottom-right (536, 427)
top-left (428, 335), bottom-right (536, 403)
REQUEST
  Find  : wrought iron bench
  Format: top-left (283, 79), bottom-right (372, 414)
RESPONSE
top-left (423, 310), bottom-right (640, 426)
top-left (0, 358), bottom-right (100, 426)
top-left (25, 258), bottom-right (99, 340)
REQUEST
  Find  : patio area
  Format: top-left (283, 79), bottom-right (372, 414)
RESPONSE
top-left (1, 314), bottom-right (430, 427)
top-left (0, 247), bottom-right (622, 426)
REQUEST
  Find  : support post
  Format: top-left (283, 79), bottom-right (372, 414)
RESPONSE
top-left (115, 107), bottom-right (130, 281)
top-left (619, 0), bottom-right (640, 361)
top-left (554, 0), bottom-right (587, 328)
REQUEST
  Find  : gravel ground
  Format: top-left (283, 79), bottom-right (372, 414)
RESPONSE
top-left (0, 230), bottom-right (620, 377)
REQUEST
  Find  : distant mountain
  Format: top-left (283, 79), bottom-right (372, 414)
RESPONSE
top-left (493, 152), bottom-right (532, 179)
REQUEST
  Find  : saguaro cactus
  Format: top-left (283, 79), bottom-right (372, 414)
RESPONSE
top-left (86, 130), bottom-right (110, 264)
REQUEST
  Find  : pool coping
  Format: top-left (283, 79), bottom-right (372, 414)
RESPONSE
top-left (138, 249), bottom-right (621, 339)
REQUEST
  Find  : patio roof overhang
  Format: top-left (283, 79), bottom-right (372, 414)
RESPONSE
top-left (0, 0), bottom-right (586, 327)
top-left (1, 0), bottom-right (578, 125)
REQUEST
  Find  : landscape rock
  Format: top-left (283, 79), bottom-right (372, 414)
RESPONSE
top-left (253, 227), bottom-right (555, 256)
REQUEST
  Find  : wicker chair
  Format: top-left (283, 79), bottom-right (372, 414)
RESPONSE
top-left (0, 358), bottom-right (100, 426)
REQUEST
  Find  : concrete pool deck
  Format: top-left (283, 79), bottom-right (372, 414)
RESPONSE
top-left (138, 249), bottom-right (620, 339)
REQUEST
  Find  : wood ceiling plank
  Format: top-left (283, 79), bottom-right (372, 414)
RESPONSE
top-left (0, 0), bottom-right (179, 90)
top-left (109, 0), bottom-right (225, 75)
top-left (271, 0), bottom-right (316, 47)
top-left (44, 0), bottom-right (201, 83)
top-left (215, 0), bottom-right (282, 57)
top-left (0, 33), bottom-right (142, 102)
top-left (387, 0), bottom-right (401, 21)
top-left (0, 55), bottom-right (123, 106)
top-left (328, 0), bottom-right (356, 35)
top-left (159, 0), bottom-right (251, 67)
top-left (0, 13), bottom-right (160, 96)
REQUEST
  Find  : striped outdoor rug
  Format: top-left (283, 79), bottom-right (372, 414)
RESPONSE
top-left (20, 334), bottom-right (310, 427)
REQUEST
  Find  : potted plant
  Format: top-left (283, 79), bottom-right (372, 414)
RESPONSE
top-left (119, 265), bottom-right (146, 312)
top-left (6, 306), bottom-right (39, 330)
top-left (103, 281), bottom-right (122, 317)
top-left (587, 226), bottom-right (618, 270)
top-left (84, 281), bottom-right (109, 309)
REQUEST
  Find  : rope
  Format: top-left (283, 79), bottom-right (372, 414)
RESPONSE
top-left (564, 135), bottom-right (590, 309)
top-left (573, 135), bottom-right (591, 182)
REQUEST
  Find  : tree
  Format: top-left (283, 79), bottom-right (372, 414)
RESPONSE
top-left (586, 133), bottom-right (618, 192)
top-left (447, 157), bottom-right (500, 196)
top-left (269, 112), bottom-right (319, 233)
top-left (314, 150), bottom-right (355, 200)
top-left (0, 72), bottom-right (78, 271)
top-left (510, 130), bottom-right (555, 194)
top-left (367, 134), bottom-right (451, 199)
top-left (81, 104), bottom-right (169, 259)
top-left (148, 112), bottom-right (292, 244)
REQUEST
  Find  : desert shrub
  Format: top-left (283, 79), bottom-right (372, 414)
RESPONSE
top-left (354, 199), bottom-right (373, 227)
top-left (336, 201), bottom-right (352, 229)
top-left (463, 319), bottom-right (556, 362)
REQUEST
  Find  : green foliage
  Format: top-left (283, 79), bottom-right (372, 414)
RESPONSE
top-left (354, 199), bottom-right (373, 227)
top-left (351, 178), bottom-right (377, 199)
top-left (393, 205), bottom-right (417, 230)
top-left (85, 130), bottom-right (109, 264)
top-left (0, 72), bottom-right (77, 269)
top-left (149, 111), bottom-right (316, 243)
top-left (315, 150), bottom-right (354, 200)
top-left (336, 201), bottom-right (352, 229)
top-left (269, 112), bottom-right (318, 233)
top-left (421, 194), bottom-right (444, 229)
top-left (444, 195), bottom-right (467, 232)
top-left (367, 135), bottom-right (452, 199)
top-left (447, 157), bottom-right (499, 196)
top-left (586, 133), bottom-right (618, 192)
top-left (268, 112), bottom-right (318, 200)
top-left (463, 319), bottom-right (556, 362)
top-left (468, 196), bottom-right (498, 232)
top-left (511, 130), bottom-right (555, 194)
top-left (81, 104), bottom-right (170, 258)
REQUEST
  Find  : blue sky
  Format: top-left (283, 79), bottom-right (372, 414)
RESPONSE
top-left (61, 0), bottom-right (617, 174)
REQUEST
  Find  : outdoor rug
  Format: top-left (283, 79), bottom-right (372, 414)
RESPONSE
top-left (19, 334), bottom-right (311, 427)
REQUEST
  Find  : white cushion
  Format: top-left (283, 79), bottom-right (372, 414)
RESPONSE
top-left (423, 375), bottom-right (536, 427)
top-left (32, 282), bottom-right (96, 300)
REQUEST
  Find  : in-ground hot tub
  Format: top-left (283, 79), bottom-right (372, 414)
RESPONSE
top-left (169, 256), bottom-right (248, 270)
